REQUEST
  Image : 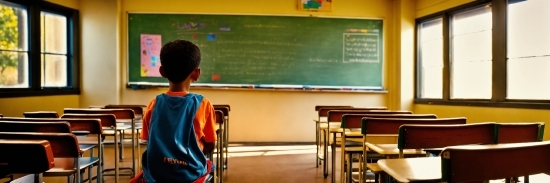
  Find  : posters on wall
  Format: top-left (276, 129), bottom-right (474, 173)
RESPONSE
top-left (298, 0), bottom-right (332, 12)
top-left (140, 34), bottom-right (162, 77)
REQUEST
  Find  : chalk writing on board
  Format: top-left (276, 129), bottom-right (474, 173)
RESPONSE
top-left (343, 33), bottom-right (379, 63)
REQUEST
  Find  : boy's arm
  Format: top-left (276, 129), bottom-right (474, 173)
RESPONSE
top-left (140, 99), bottom-right (156, 141)
top-left (201, 100), bottom-right (217, 155)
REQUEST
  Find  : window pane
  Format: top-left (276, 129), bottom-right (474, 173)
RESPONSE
top-left (0, 3), bottom-right (29, 88)
top-left (41, 12), bottom-right (67, 54)
top-left (418, 18), bottom-right (443, 99)
top-left (41, 11), bottom-right (68, 88)
top-left (41, 54), bottom-right (67, 87)
top-left (507, 0), bottom-right (550, 100)
top-left (450, 6), bottom-right (492, 99)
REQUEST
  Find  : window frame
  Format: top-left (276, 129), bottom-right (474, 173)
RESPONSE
top-left (0, 0), bottom-right (79, 98)
top-left (414, 0), bottom-right (550, 109)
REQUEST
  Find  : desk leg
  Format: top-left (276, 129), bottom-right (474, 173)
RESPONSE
top-left (316, 121), bottom-right (319, 167)
top-left (34, 173), bottom-right (42, 183)
top-left (132, 120), bottom-right (136, 177)
top-left (323, 129), bottom-right (328, 178)
top-left (331, 132), bottom-right (336, 183)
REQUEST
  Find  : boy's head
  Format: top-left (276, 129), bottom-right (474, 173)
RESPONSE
top-left (159, 39), bottom-right (201, 83)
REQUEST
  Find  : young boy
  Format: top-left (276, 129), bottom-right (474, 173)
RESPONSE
top-left (131, 39), bottom-right (217, 183)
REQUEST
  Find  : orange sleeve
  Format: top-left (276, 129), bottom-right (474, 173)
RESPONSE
top-left (140, 98), bottom-right (156, 141)
top-left (194, 98), bottom-right (217, 144)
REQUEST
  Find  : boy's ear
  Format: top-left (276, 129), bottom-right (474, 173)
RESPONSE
top-left (190, 68), bottom-right (201, 82)
top-left (159, 66), bottom-right (167, 78)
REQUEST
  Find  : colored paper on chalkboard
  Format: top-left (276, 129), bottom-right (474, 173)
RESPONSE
top-left (140, 34), bottom-right (162, 77)
top-left (299, 0), bottom-right (332, 12)
top-left (207, 33), bottom-right (216, 41)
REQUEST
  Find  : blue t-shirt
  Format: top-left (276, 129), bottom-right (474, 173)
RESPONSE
top-left (142, 93), bottom-right (207, 183)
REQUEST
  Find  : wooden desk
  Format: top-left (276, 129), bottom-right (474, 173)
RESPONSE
top-left (324, 124), bottom-right (400, 183)
top-left (377, 157), bottom-right (441, 183)
top-left (365, 143), bottom-right (426, 158)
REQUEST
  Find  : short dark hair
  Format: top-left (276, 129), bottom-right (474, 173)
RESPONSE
top-left (159, 39), bottom-right (201, 83)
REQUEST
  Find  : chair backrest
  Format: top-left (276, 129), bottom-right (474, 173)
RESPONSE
top-left (318, 107), bottom-right (355, 117)
top-left (0, 117), bottom-right (102, 134)
top-left (215, 110), bottom-right (224, 124)
top-left (64, 108), bottom-right (135, 120)
top-left (496, 122), bottom-right (545, 143)
top-left (397, 122), bottom-right (496, 151)
top-left (328, 110), bottom-right (412, 122)
top-left (214, 106), bottom-right (229, 118)
top-left (441, 141), bottom-right (550, 183)
top-left (0, 121), bottom-right (71, 133)
top-left (23, 111), bottom-right (59, 118)
top-left (361, 117), bottom-right (467, 135)
top-left (319, 107), bottom-right (388, 117)
top-left (60, 113), bottom-right (117, 128)
top-left (0, 132), bottom-right (80, 158)
top-left (104, 104), bottom-right (145, 115)
top-left (0, 140), bottom-right (55, 176)
top-left (213, 104), bottom-right (230, 111)
top-left (341, 114), bottom-right (437, 129)
top-left (315, 105), bottom-right (354, 111)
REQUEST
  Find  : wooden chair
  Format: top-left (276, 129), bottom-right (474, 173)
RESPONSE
top-left (315, 105), bottom-right (355, 111)
top-left (0, 119), bottom-right (103, 183)
top-left (0, 121), bottom-right (71, 133)
top-left (214, 110), bottom-right (225, 183)
top-left (339, 114), bottom-right (437, 183)
top-left (440, 141), bottom-right (550, 183)
top-left (214, 105), bottom-right (230, 170)
top-left (496, 122), bottom-right (545, 183)
top-left (496, 122), bottom-right (545, 143)
top-left (0, 140), bottom-right (55, 183)
top-left (103, 105), bottom-right (146, 161)
top-left (23, 111), bottom-right (59, 118)
top-left (60, 113), bottom-right (120, 182)
top-left (324, 110), bottom-right (410, 182)
top-left (314, 106), bottom-right (355, 169)
top-left (360, 117), bottom-right (467, 183)
top-left (64, 108), bottom-right (135, 182)
top-left (0, 132), bottom-right (98, 183)
top-left (397, 122), bottom-right (497, 158)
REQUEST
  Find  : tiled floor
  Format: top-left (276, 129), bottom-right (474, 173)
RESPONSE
top-left (7, 144), bottom-right (550, 183)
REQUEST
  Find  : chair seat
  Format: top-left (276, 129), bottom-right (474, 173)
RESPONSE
top-left (366, 163), bottom-right (384, 174)
top-left (78, 136), bottom-right (101, 145)
top-left (79, 144), bottom-right (97, 152)
top-left (333, 141), bottom-right (363, 147)
top-left (45, 157), bottom-right (100, 176)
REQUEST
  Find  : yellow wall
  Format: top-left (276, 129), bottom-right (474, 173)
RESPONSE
top-left (413, 0), bottom-right (550, 141)
top-left (47, 0), bottom-right (79, 9)
top-left (79, 0), bottom-right (120, 107)
top-left (0, 95), bottom-right (80, 117)
top-left (110, 0), bottom-right (401, 142)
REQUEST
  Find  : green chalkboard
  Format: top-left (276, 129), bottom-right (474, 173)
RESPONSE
top-left (128, 13), bottom-right (384, 89)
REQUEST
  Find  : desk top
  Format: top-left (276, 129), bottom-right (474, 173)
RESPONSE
top-left (366, 143), bottom-right (425, 155)
top-left (378, 157), bottom-right (441, 183)
top-left (313, 117), bottom-right (328, 123)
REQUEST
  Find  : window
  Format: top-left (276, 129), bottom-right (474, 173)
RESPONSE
top-left (507, 0), bottom-right (550, 100)
top-left (0, 0), bottom-right (79, 97)
top-left (415, 0), bottom-right (550, 108)
top-left (0, 2), bottom-right (28, 88)
top-left (41, 12), bottom-right (68, 87)
top-left (417, 18), bottom-right (443, 99)
top-left (450, 5), bottom-right (492, 99)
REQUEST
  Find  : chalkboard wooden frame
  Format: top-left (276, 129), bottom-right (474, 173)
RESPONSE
top-left (126, 12), bottom-right (386, 91)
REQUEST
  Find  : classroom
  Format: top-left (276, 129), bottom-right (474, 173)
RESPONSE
top-left (1, 0), bottom-right (550, 182)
